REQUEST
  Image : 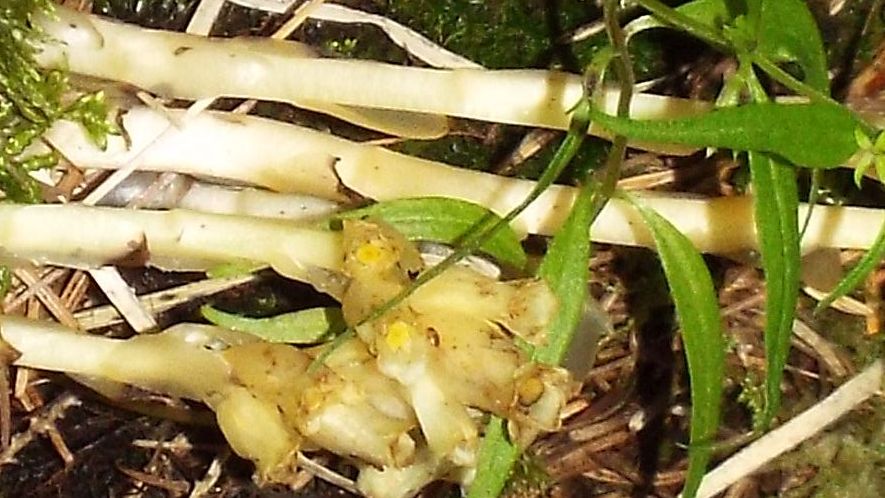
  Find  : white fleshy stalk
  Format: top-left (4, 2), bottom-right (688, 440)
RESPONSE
top-left (36, 5), bottom-right (709, 149)
top-left (44, 106), bottom-right (885, 255)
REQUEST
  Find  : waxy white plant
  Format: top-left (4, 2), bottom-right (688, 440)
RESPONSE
top-left (0, 220), bottom-right (573, 498)
top-left (35, 5), bottom-right (710, 149)
top-left (42, 106), bottom-right (885, 256)
top-left (2, 3), bottom-right (883, 498)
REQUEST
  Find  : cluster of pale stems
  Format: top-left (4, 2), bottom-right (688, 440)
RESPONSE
top-left (0, 5), bottom-right (882, 498)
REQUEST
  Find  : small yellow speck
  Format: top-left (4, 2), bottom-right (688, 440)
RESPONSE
top-left (355, 242), bottom-right (384, 265)
top-left (385, 321), bottom-right (412, 351)
top-left (516, 377), bottom-right (544, 406)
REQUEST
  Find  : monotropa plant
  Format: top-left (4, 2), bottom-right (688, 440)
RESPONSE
top-left (1, 1), bottom-right (883, 498)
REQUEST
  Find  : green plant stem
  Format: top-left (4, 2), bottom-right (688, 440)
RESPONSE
top-left (588, 0), bottom-right (636, 221)
top-left (633, 0), bottom-right (730, 51)
top-left (741, 58), bottom-right (802, 431)
top-left (748, 55), bottom-right (839, 107)
top-left (635, 0), bottom-right (850, 113)
top-left (815, 219), bottom-right (885, 313)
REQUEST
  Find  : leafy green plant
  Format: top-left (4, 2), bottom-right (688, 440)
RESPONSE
top-left (621, 191), bottom-right (724, 498)
top-left (201, 305), bottom-right (345, 344)
top-left (566, 0), bottom-right (881, 494)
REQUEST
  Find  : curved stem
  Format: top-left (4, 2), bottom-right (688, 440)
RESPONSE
top-left (633, 0), bottom-right (730, 51)
top-left (590, 0), bottom-right (636, 221)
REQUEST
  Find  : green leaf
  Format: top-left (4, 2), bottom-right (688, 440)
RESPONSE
top-left (631, 0), bottom-right (730, 50)
top-left (467, 67), bottom-right (595, 498)
top-left (854, 154), bottom-right (873, 188)
top-left (815, 219), bottom-right (885, 314)
top-left (748, 152), bottom-right (801, 429)
top-left (876, 156), bottom-right (885, 184)
top-left (632, 0), bottom-right (836, 104)
top-left (205, 260), bottom-right (265, 279)
top-left (622, 193), bottom-right (724, 498)
top-left (334, 197), bottom-right (527, 269)
top-left (589, 102), bottom-right (860, 168)
top-left (465, 417), bottom-right (521, 498)
top-left (534, 164), bottom-right (598, 365)
top-left (756, 0), bottom-right (829, 93)
top-left (201, 305), bottom-right (345, 344)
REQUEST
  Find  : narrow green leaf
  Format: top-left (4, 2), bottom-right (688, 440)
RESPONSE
top-left (201, 305), bottom-right (345, 344)
top-left (589, 102), bottom-right (861, 168)
top-left (816, 219), bottom-right (885, 314)
top-left (466, 417), bottom-right (521, 498)
top-left (623, 193), bottom-right (724, 498)
top-left (854, 155), bottom-right (873, 188)
top-left (748, 152), bottom-right (801, 429)
top-left (467, 56), bottom-right (596, 498)
top-left (634, 0), bottom-right (835, 104)
top-left (534, 176), bottom-right (596, 365)
top-left (334, 197), bottom-right (527, 269)
top-left (875, 156), bottom-right (885, 184)
top-left (756, 0), bottom-right (829, 93)
top-left (755, 0), bottom-right (829, 243)
top-left (632, 0), bottom-right (731, 50)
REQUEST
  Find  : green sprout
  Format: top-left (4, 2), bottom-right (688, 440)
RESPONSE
top-left (853, 128), bottom-right (885, 187)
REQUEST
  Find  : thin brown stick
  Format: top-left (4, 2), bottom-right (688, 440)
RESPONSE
top-left (117, 466), bottom-right (191, 494)
top-left (0, 365), bottom-right (10, 449)
top-left (0, 393), bottom-right (80, 466)
top-left (4, 268), bottom-right (68, 314)
top-left (59, 270), bottom-right (91, 310)
top-left (13, 268), bottom-right (79, 328)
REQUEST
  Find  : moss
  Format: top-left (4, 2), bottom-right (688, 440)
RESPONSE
top-left (303, 19), bottom-right (411, 64)
top-left (392, 134), bottom-right (495, 170)
top-left (812, 306), bottom-right (884, 367)
top-left (778, 398), bottom-right (885, 498)
top-left (370, 0), bottom-right (595, 69)
top-left (737, 372), bottom-right (767, 431)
